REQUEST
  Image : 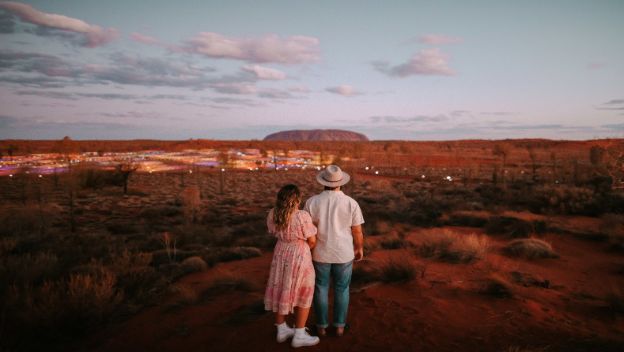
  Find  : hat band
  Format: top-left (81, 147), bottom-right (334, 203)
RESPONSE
top-left (322, 174), bottom-right (342, 183)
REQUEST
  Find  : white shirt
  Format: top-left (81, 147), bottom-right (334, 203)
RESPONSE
top-left (304, 190), bottom-right (364, 263)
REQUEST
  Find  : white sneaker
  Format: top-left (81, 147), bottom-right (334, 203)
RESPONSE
top-left (276, 322), bottom-right (295, 343)
top-left (291, 327), bottom-right (320, 348)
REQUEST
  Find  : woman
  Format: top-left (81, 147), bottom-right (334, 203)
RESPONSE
top-left (264, 184), bottom-right (320, 348)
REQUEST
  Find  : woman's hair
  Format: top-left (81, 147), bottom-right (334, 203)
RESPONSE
top-left (273, 184), bottom-right (301, 231)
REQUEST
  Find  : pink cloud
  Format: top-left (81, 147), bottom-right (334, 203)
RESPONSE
top-left (242, 64), bottom-right (286, 80)
top-left (130, 32), bottom-right (160, 45)
top-left (419, 34), bottom-right (462, 45)
top-left (374, 48), bottom-right (455, 77)
top-left (587, 61), bottom-right (607, 70)
top-left (0, 1), bottom-right (118, 47)
top-left (184, 32), bottom-right (319, 64)
top-left (326, 85), bottom-right (358, 97)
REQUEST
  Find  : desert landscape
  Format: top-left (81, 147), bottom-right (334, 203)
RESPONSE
top-left (1, 1), bottom-right (623, 351)
top-left (1, 138), bottom-right (623, 351)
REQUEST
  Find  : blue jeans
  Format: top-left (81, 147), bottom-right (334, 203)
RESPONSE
top-left (312, 261), bottom-right (353, 328)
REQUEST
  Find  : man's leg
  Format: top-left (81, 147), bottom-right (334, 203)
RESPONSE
top-left (331, 261), bottom-right (353, 329)
top-left (312, 261), bottom-right (331, 329)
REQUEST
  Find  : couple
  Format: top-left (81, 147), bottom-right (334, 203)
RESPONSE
top-left (264, 165), bottom-right (365, 348)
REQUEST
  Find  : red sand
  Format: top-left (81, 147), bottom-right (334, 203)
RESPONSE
top-left (80, 225), bottom-right (624, 352)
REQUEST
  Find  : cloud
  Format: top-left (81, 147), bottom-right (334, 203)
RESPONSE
top-left (370, 115), bottom-right (449, 124)
top-left (373, 48), bottom-right (455, 77)
top-left (0, 2), bottom-right (118, 47)
top-left (257, 88), bottom-right (295, 99)
top-left (602, 123), bottom-right (624, 131)
top-left (596, 99), bottom-right (624, 110)
top-left (0, 10), bottom-right (16, 33)
top-left (130, 32), bottom-right (160, 45)
top-left (418, 34), bottom-right (462, 45)
top-left (16, 90), bottom-right (189, 101)
top-left (326, 85), bottom-right (359, 97)
top-left (183, 32), bottom-right (319, 64)
top-left (211, 82), bottom-right (257, 95)
top-left (241, 64), bottom-right (286, 80)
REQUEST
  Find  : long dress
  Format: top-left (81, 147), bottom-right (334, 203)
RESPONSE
top-left (264, 209), bottom-right (317, 315)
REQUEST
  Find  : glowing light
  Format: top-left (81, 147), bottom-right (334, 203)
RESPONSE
top-left (365, 166), bottom-right (370, 171)
top-left (445, 176), bottom-right (453, 181)
top-left (38, 174), bottom-right (42, 178)
top-left (284, 168), bottom-right (288, 171)
top-left (374, 171), bottom-right (379, 175)
top-left (421, 175), bottom-right (426, 178)
top-left (316, 166), bottom-right (321, 171)
top-left (189, 170), bottom-right (193, 174)
top-left (9, 174), bottom-right (13, 177)
top-left (221, 168), bottom-right (225, 172)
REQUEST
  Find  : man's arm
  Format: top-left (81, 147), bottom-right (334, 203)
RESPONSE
top-left (351, 225), bottom-right (364, 261)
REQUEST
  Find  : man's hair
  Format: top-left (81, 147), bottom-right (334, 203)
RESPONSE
top-left (324, 186), bottom-right (340, 191)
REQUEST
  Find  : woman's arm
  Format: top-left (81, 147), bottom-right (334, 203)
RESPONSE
top-left (306, 235), bottom-right (317, 249)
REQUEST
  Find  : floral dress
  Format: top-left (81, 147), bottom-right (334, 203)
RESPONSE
top-left (264, 209), bottom-right (317, 315)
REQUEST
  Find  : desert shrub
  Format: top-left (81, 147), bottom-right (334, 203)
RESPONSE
top-left (5, 267), bottom-right (123, 348)
top-left (380, 236), bottom-right (411, 250)
top-left (201, 246), bottom-right (262, 266)
top-left (480, 273), bottom-right (513, 298)
top-left (351, 260), bottom-right (381, 285)
top-left (0, 252), bottom-right (60, 289)
top-left (504, 238), bottom-right (558, 259)
top-left (445, 214), bottom-right (488, 227)
top-left (0, 205), bottom-right (56, 236)
top-left (140, 205), bottom-right (182, 218)
top-left (75, 168), bottom-right (123, 189)
top-left (600, 213), bottom-right (624, 251)
top-left (235, 235), bottom-right (277, 249)
top-left (106, 219), bottom-right (141, 234)
top-left (417, 230), bottom-right (488, 263)
top-left (504, 346), bottom-right (549, 352)
top-left (605, 287), bottom-right (624, 314)
top-left (201, 274), bottom-right (256, 297)
top-left (485, 216), bottom-right (533, 238)
top-left (166, 283), bottom-right (199, 309)
top-left (377, 256), bottom-right (417, 283)
top-left (151, 249), bottom-right (200, 266)
top-left (180, 256), bottom-right (208, 273)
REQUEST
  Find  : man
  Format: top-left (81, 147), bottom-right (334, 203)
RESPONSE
top-left (304, 164), bottom-right (364, 337)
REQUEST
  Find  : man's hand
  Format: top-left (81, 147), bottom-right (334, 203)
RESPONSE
top-left (354, 247), bottom-right (364, 261)
top-left (351, 225), bottom-right (364, 261)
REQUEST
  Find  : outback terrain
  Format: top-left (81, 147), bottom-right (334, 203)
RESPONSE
top-left (0, 138), bottom-right (623, 351)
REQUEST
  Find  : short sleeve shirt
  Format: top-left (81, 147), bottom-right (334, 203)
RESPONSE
top-left (304, 190), bottom-right (364, 263)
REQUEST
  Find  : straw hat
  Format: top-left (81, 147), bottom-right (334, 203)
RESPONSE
top-left (316, 165), bottom-right (350, 187)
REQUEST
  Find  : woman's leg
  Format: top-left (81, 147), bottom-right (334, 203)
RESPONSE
top-left (275, 313), bottom-right (286, 325)
top-left (294, 306), bottom-right (311, 328)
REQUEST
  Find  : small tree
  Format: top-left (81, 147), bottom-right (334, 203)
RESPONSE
top-left (116, 162), bottom-right (138, 195)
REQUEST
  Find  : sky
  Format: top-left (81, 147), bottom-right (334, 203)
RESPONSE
top-left (0, 0), bottom-right (623, 141)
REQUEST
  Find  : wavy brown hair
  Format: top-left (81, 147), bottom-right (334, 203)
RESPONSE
top-left (273, 184), bottom-right (301, 232)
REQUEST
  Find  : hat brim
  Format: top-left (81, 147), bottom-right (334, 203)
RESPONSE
top-left (316, 170), bottom-right (350, 187)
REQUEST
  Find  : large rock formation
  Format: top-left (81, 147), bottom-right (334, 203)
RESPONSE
top-left (263, 129), bottom-right (369, 141)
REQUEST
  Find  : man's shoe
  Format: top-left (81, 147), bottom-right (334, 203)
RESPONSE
top-left (291, 327), bottom-right (320, 348)
top-left (276, 322), bottom-right (295, 343)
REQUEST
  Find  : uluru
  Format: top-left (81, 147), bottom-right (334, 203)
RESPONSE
top-left (263, 129), bottom-right (369, 141)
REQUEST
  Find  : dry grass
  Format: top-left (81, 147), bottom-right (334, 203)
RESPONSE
top-left (417, 229), bottom-right (489, 263)
top-left (504, 238), bottom-right (558, 259)
top-left (480, 273), bottom-right (513, 298)
top-left (180, 256), bottom-right (208, 273)
top-left (378, 256), bottom-right (418, 283)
